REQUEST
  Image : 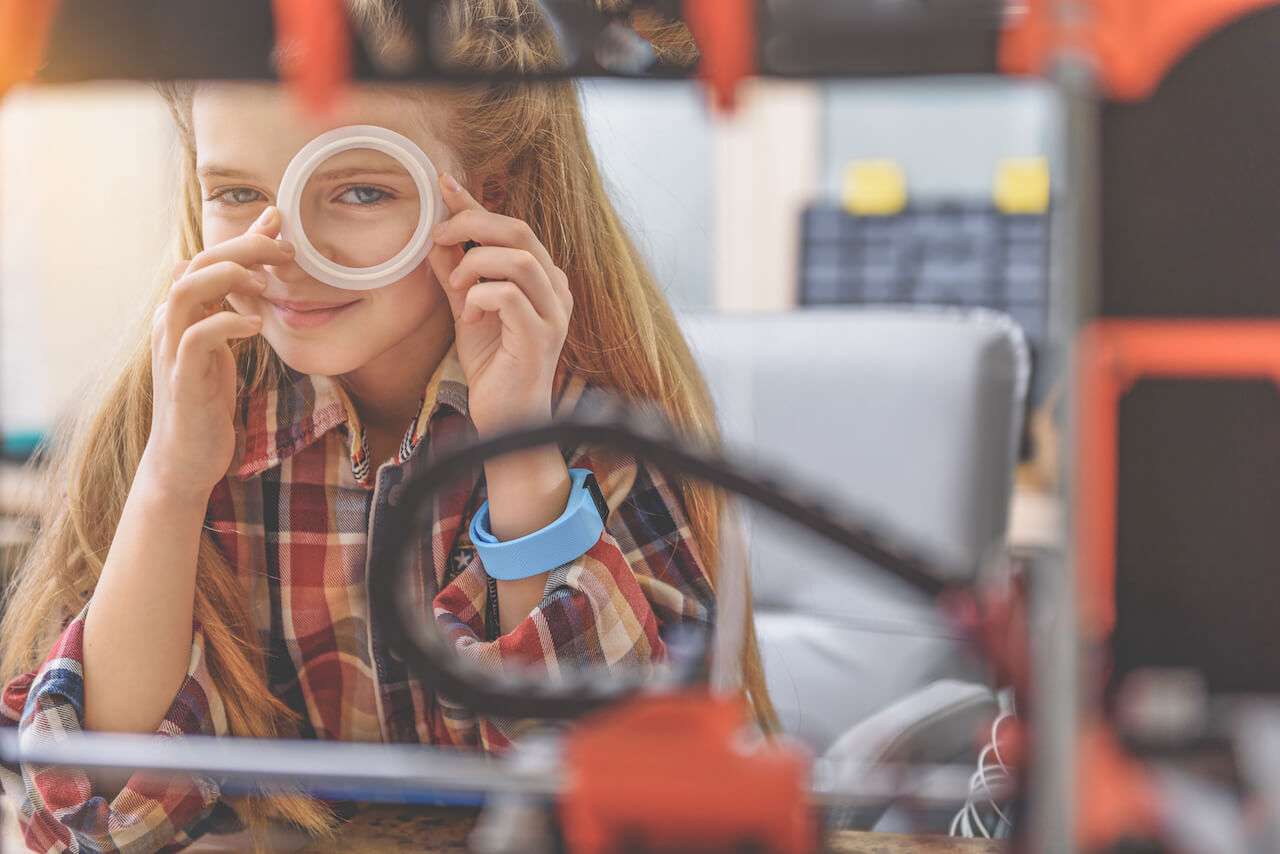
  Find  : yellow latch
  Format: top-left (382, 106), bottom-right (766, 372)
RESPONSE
top-left (994, 157), bottom-right (1051, 214)
top-left (842, 159), bottom-right (908, 216)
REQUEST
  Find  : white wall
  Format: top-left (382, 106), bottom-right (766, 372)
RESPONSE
top-left (821, 76), bottom-right (1059, 198)
top-left (579, 79), bottom-right (714, 310)
top-left (0, 84), bottom-right (174, 436)
top-left (581, 78), bottom-right (823, 313)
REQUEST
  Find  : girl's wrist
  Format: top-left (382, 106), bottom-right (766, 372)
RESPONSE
top-left (471, 382), bottom-right (555, 440)
top-left (482, 445), bottom-right (571, 542)
top-left (134, 450), bottom-right (215, 512)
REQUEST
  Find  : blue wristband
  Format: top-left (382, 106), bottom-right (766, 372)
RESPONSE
top-left (470, 468), bottom-right (608, 581)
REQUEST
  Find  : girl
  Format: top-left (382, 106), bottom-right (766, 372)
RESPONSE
top-left (0, 1), bottom-right (774, 851)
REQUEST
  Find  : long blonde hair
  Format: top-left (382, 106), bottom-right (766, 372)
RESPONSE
top-left (1, 0), bottom-right (776, 838)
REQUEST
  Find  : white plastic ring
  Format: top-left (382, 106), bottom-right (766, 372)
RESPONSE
top-left (277, 125), bottom-right (444, 291)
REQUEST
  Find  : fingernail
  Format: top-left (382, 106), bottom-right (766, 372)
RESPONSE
top-left (276, 239), bottom-right (294, 255)
top-left (431, 223), bottom-right (447, 240)
top-left (442, 173), bottom-right (461, 193)
top-left (249, 269), bottom-right (268, 288)
top-left (256, 206), bottom-right (277, 226)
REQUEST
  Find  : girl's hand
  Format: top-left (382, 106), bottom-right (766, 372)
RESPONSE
top-left (139, 206), bottom-right (294, 504)
top-left (427, 174), bottom-right (573, 438)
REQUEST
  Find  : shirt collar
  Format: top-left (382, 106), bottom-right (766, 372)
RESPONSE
top-left (232, 345), bottom-right (589, 482)
top-left (232, 345), bottom-right (470, 481)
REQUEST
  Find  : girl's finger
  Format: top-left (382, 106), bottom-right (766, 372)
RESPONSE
top-left (432, 209), bottom-right (556, 279)
top-left (187, 234), bottom-right (294, 276)
top-left (448, 246), bottom-right (561, 322)
top-left (438, 171), bottom-right (485, 215)
top-left (434, 175), bottom-right (557, 275)
top-left (187, 207), bottom-right (294, 275)
top-left (460, 281), bottom-right (540, 339)
top-left (166, 261), bottom-right (268, 351)
top-left (174, 311), bottom-right (262, 387)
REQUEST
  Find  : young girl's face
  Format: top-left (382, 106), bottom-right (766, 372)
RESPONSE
top-left (193, 84), bottom-right (459, 377)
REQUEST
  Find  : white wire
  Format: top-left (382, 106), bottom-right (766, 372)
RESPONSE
top-left (976, 744), bottom-right (1012, 826)
top-left (990, 711), bottom-right (1012, 770)
top-left (950, 711), bottom-right (1015, 838)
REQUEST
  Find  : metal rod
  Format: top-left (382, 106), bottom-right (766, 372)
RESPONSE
top-left (29, 0), bottom-right (1007, 86)
top-left (0, 729), bottom-right (1002, 809)
top-left (0, 729), bottom-right (557, 800)
top-left (1030, 0), bottom-right (1101, 849)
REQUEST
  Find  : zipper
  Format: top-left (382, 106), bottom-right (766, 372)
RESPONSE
top-left (485, 577), bottom-right (500, 641)
top-left (363, 464), bottom-right (394, 743)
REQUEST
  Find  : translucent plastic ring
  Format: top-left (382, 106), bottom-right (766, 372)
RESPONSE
top-left (277, 125), bottom-right (444, 291)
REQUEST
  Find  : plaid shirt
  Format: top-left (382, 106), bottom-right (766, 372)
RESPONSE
top-left (1, 347), bottom-right (715, 853)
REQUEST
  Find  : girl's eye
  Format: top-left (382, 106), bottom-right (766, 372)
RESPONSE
top-left (209, 187), bottom-right (266, 206)
top-left (335, 186), bottom-right (391, 207)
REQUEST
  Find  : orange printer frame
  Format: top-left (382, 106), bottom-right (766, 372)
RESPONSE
top-left (1002, 0), bottom-right (1280, 100)
top-left (1077, 321), bottom-right (1280, 637)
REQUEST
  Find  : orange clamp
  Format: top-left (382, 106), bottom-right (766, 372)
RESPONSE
top-left (683, 0), bottom-right (755, 112)
top-left (561, 692), bottom-right (815, 853)
top-left (1076, 722), bottom-right (1162, 849)
top-left (0, 0), bottom-right (59, 100)
top-left (272, 0), bottom-right (350, 116)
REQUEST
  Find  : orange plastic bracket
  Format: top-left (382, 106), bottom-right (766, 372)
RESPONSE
top-left (0, 0), bottom-right (59, 100)
top-left (561, 692), bottom-right (815, 853)
top-left (1077, 320), bottom-right (1280, 636)
top-left (1076, 722), bottom-right (1162, 848)
top-left (271, 0), bottom-right (350, 116)
top-left (682, 0), bottom-right (755, 112)
top-left (1001, 0), bottom-right (1280, 101)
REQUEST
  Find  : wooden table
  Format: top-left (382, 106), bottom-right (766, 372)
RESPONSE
top-left (6, 801), bottom-right (1005, 852)
top-left (288, 806), bottom-right (1005, 853)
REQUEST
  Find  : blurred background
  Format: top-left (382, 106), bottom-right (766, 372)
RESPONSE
top-left (0, 76), bottom-right (1057, 433)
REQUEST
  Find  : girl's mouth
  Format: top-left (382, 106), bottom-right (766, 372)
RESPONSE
top-left (267, 298), bottom-right (360, 329)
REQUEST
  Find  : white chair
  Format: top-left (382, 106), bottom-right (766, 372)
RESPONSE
top-left (680, 307), bottom-right (1027, 805)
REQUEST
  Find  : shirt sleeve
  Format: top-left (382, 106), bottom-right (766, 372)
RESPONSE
top-left (0, 608), bottom-right (232, 853)
top-left (431, 452), bottom-right (716, 749)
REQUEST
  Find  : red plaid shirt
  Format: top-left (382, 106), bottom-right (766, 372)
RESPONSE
top-left (0, 347), bottom-right (714, 852)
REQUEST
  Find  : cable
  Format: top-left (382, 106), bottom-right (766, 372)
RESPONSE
top-left (951, 710), bottom-right (1015, 838)
top-left (369, 395), bottom-right (968, 721)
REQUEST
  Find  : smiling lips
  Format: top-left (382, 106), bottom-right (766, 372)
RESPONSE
top-left (267, 298), bottom-right (360, 329)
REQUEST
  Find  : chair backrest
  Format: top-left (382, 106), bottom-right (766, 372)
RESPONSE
top-left (679, 307), bottom-right (1028, 617)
